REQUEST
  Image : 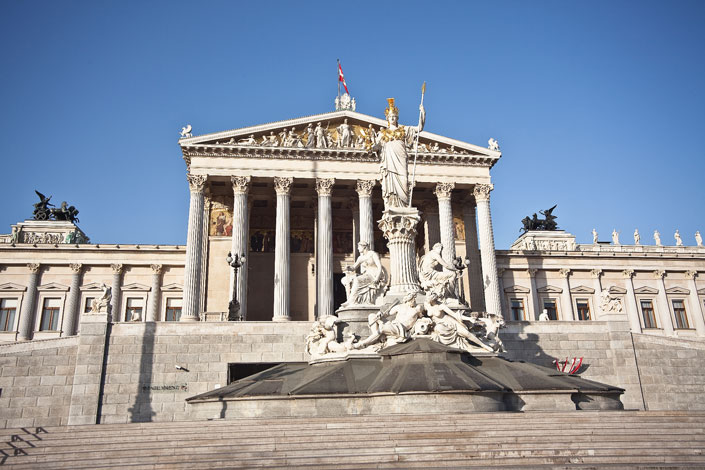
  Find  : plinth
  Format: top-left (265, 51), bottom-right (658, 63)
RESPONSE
top-left (378, 207), bottom-right (422, 297)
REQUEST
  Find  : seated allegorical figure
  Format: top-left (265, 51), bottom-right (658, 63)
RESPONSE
top-left (341, 241), bottom-right (386, 306)
top-left (418, 243), bottom-right (460, 299)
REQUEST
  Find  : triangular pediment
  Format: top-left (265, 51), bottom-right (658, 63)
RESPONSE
top-left (0, 282), bottom-right (27, 292)
top-left (634, 286), bottom-right (659, 295)
top-left (666, 286), bottom-right (690, 295)
top-left (37, 282), bottom-right (69, 292)
top-left (121, 283), bottom-right (151, 292)
top-left (607, 286), bottom-right (627, 295)
top-left (537, 285), bottom-right (563, 294)
top-left (80, 282), bottom-right (105, 291)
top-left (179, 110), bottom-right (499, 159)
top-left (504, 285), bottom-right (530, 294)
top-left (160, 283), bottom-right (183, 292)
top-left (570, 285), bottom-right (595, 294)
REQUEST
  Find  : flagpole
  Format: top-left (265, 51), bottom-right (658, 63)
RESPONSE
top-left (409, 81), bottom-right (426, 208)
top-left (337, 59), bottom-right (341, 102)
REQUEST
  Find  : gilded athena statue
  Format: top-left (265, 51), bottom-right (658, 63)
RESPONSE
top-left (373, 98), bottom-right (425, 209)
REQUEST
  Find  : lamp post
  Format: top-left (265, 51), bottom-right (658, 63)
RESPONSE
top-left (453, 256), bottom-right (471, 305)
top-left (226, 252), bottom-right (246, 321)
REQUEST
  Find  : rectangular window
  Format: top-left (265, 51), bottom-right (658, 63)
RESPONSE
top-left (672, 299), bottom-right (689, 329)
top-left (40, 298), bottom-right (61, 331)
top-left (165, 298), bottom-right (182, 322)
top-left (640, 299), bottom-right (657, 328)
top-left (0, 298), bottom-right (18, 332)
top-left (542, 298), bottom-right (558, 320)
top-left (509, 298), bottom-right (525, 321)
top-left (83, 297), bottom-right (95, 314)
top-left (125, 298), bottom-right (143, 322)
top-left (576, 299), bottom-right (591, 321)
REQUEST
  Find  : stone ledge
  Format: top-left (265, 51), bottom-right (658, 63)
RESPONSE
top-left (0, 337), bottom-right (79, 354)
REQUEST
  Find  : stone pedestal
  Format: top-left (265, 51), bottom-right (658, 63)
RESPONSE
top-left (378, 207), bottom-right (421, 297)
top-left (336, 306), bottom-right (378, 338)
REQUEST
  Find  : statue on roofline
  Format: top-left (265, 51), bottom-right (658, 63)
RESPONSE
top-left (520, 205), bottom-right (558, 233)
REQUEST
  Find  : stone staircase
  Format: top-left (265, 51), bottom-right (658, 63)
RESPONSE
top-left (0, 411), bottom-right (703, 469)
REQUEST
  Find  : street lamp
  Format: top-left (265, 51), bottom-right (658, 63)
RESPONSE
top-left (226, 252), bottom-right (246, 321)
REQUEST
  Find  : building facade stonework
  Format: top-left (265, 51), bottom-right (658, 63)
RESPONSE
top-left (0, 102), bottom-right (703, 428)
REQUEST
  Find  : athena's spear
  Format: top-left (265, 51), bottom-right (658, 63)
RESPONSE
top-left (408, 81), bottom-right (426, 208)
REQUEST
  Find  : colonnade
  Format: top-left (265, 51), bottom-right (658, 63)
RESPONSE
top-left (180, 175), bottom-right (502, 321)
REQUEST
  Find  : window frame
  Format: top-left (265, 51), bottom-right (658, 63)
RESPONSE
top-left (508, 297), bottom-right (527, 321)
top-left (638, 298), bottom-right (658, 329)
top-left (124, 297), bottom-right (145, 322)
top-left (540, 297), bottom-right (560, 321)
top-left (670, 298), bottom-right (690, 329)
top-left (574, 298), bottom-right (592, 321)
top-left (164, 297), bottom-right (183, 322)
top-left (0, 298), bottom-right (19, 332)
top-left (39, 297), bottom-right (62, 331)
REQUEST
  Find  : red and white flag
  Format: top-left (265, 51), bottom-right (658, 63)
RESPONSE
top-left (338, 62), bottom-right (349, 95)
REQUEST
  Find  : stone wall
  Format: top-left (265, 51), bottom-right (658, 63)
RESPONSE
top-left (0, 337), bottom-right (78, 428)
top-left (1, 320), bottom-right (704, 428)
top-left (632, 333), bottom-right (705, 411)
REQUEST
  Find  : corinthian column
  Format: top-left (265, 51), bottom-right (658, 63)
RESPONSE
top-left (273, 177), bottom-right (293, 321)
top-left (685, 271), bottom-right (705, 336)
top-left (527, 268), bottom-right (540, 320)
top-left (17, 263), bottom-right (41, 341)
top-left (147, 264), bottom-right (163, 322)
top-left (654, 270), bottom-right (674, 335)
top-left (559, 268), bottom-right (575, 321)
top-left (591, 269), bottom-right (603, 320)
top-left (356, 180), bottom-right (375, 250)
top-left (231, 176), bottom-right (251, 320)
top-left (434, 183), bottom-right (456, 263)
top-left (474, 184), bottom-right (502, 317)
top-left (63, 264), bottom-right (83, 335)
top-left (316, 178), bottom-right (335, 318)
top-left (622, 269), bottom-right (642, 332)
top-left (462, 199), bottom-right (484, 311)
top-left (110, 264), bottom-right (123, 322)
top-left (182, 174), bottom-right (207, 322)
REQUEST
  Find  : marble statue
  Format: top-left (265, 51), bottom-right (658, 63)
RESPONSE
top-left (336, 119), bottom-right (353, 148)
top-left (488, 138), bottom-right (500, 151)
top-left (675, 230), bottom-right (683, 246)
top-left (238, 134), bottom-right (257, 146)
top-left (354, 293), bottom-right (424, 349)
top-left (424, 292), bottom-right (493, 353)
top-left (284, 128), bottom-right (303, 147)
top-left (538, 309), bottom-right (550, 321)
top-left (599, 290), bottom-right (623, 314)
top-left (473, 312), bottom-right (506, 352)
top-left (179, 124), bottom-right (192, 138)
top-left (305, 316), bottom-right (357, 359)
top-left (341, 241), bottom-right (386, 306)
top-left (654, 230), bottom-right (661, 246)
top-left (90, 283), bottom-right (112, 313)
top-left (305, 124), bottom-right (315, 148)
top-left (262, 131), bottom-right (279, 146)
top-left (634, 229), bottom-right (640, 245)
top-left (696, 231), bottom-right (703, 247)
top-left (612, 229), bottom-right (620, 245)
top-left (372, 98), bottom-right (425, 209)
top-left (418, 243), bottom-right (460, 299)
top-left (314, 122), bottom-right (328, 148)
top-left (592, 228), bottom-right (598, 244)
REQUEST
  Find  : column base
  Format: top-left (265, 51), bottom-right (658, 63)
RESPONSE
top-left (180, 315), bottom-right (201, 322)
top-left (272, 316), bottom-right (291, 322)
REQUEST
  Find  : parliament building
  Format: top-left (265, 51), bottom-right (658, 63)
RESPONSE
top-left (0, 94), bottom-right (703, 428)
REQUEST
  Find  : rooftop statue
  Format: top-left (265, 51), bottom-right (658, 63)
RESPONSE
top-left (372, 98), bottom-right (425, 210)
top-left (179, 124), bottom-right (192, 139)
top-left (32, 190), bottom-right (80, 224)
top-left (520, 205), bottom-right (558, 233)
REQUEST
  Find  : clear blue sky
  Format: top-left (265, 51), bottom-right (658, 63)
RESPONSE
top-left (1, 1), bottom-right (703, 249)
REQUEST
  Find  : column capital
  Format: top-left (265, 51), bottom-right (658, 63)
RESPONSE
top-left (273, 176), bottom-right (293, 195)
top-left (315, 178), bottom-right (335, 196)
top-left (653, 269), bottom-right (666, 280)
top-left (685, 270), bottom-right (697, 280)
top-left (355, 179), bottom-right (375, 197)
top-left (111, 263), bottom-right (124, 274)
top-left (473, 183), bottom-right (494, 202)
top-left (527, 268), bottom-right (538, 277)
top-left (187, 174), bottom-right (207, 193)
top-left (433, 182), bottom-right (455, 200)
top-left (559, 268), bottom-right (571, 278)
top-left (590, 268), bottom-right (602, 279)
top-left (69, 263), bottom-right (83, 273)
top-left (622, 269), bottom-right (635, 279)
top-left (27, 263), bottom-right (40, 274)
top-left (231, 176), bottom-right (251, 195)
top-left (151, 264), bottom-right (164, 275)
